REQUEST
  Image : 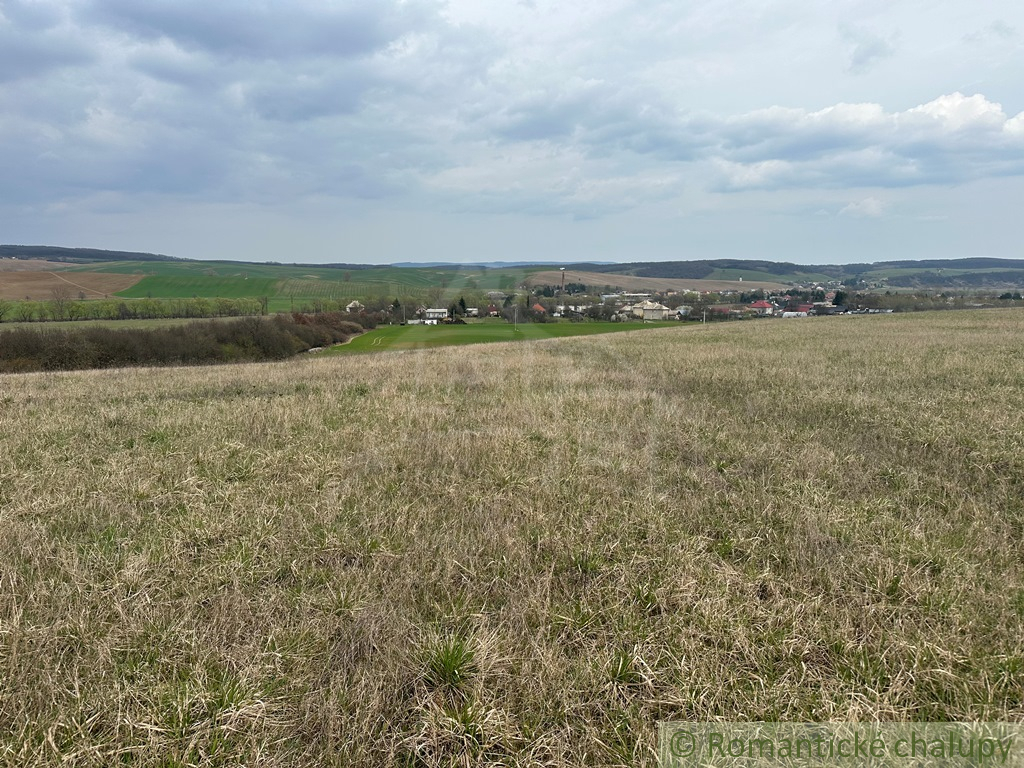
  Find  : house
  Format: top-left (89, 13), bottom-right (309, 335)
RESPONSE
top-left (632, 300), bottom-right (671, 320)
top-left (531, 303), bottom-right (547, 314)
top-left (485, 304), bottom-right (501, 317)
top-left (345, 300), bottom-right (365, 312)
top-left (750, 300), bottom-right (774, 316)
top-left (465, 307), bottom-right (479, 318)
top-left (424, 308), bottom-right (448, 320)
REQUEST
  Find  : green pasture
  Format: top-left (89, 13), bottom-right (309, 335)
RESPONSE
top-left (116, 275), bottom-right (278, 299)
top-left (69, 260), bottom-right (539, 296)
top-left (64, 259), bottom-right (542, 305)
top-left (327, 320), bottom-right (681, 354)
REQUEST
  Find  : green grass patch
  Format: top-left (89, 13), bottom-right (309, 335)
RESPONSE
top-left (117, 275), bottom-right (279, 299)
top-left (325, 320), bottom-right (681, 354)
top-left (75, 260), bottom-right (539, 295)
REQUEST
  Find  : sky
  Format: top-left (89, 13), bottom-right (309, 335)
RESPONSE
top-left (1, 0), bottom-right (1022, 265)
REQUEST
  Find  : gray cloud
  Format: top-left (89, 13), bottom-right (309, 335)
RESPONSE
top-left (0, 4), bottom-right (94, 82)
top-left (963, 19), bottom-right (1016, 43)
top-left (80, 0), bottom-right (434, 61)
top-left (242, 69), bottom-right (375, 122)
top-left (839, 23), bottom-right (897, 74)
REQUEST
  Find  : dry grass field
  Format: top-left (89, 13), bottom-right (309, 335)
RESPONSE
top-left (0, 271), bottom-right (142, 300)
top-left (1, 310), bottom-right (1023, 766)
top-left (0, 260), bottom-right (74, 272)
top-left (526, 269), bottom-right (786, 293)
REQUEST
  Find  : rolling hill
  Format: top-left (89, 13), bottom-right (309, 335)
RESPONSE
top-left (6, 246), bottom-right (1024, 305)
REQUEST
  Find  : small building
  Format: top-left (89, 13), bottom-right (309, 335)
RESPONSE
top-left (531, 303), bottom-right (547, 314)
top-left (345, 300), bottom-right (365, 312)
top-left (424, 308), bottom-right (448, 320)
top-left (750, 300), bottom-right (774, 316)
top-left (631, 300), bottom-right (671, 320)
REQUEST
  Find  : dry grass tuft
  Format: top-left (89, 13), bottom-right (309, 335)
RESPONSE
top-left (1, 310), bottom-right (1023, 766)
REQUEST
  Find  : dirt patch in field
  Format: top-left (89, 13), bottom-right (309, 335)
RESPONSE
top-left (527, 269), bottom-right (787, 293)
top-left (0, 271), bottom-right (142, 300)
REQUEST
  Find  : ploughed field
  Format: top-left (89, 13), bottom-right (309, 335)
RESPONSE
top-left (0, 271), bottom-right (141, 301)
top-left (1, 310), bottom-right (1022, 766)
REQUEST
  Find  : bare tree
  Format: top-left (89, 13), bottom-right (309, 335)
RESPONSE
top-left (50, 286), bottom-right (72, 321)
top-left (15, 302), bottom-right (35, 322)
top-left (0, 299), bottom-right (10, 323)
top-left (425, 286), bottom-right (445, 308)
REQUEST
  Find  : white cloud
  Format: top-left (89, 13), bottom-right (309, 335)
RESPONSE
top-left (839, 197), bottom-right (885, 218)
top-left (701, 93), bottom-right (1024, 191)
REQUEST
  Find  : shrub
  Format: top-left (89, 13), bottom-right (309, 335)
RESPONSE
top-left (0, 313), bottom-right (363, 373)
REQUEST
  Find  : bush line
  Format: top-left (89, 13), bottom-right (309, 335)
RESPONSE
top-left (0, 312), bottom-right (365, 373)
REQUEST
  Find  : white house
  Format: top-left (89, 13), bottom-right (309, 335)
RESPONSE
top-left (424, 308), bottom-right (448, 320)
top-left (631, 300), bottom-right (671, 320)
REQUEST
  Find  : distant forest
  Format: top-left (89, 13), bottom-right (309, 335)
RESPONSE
top-left (0, 245), bottom-right (376, 270)
top-left (576, 257), bottom-right (1024, 281)
top-left (0, 245), bottom-right (179, 262)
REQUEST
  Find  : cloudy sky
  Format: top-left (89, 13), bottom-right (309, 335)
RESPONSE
top-left (2, 0), bottom-right (1022, 264)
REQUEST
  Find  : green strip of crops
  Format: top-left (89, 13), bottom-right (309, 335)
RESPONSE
top-left (326, 320), bottom-right (681, 353)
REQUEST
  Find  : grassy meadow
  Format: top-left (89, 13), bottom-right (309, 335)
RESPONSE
top-left (329, 321), bottom-right (679, 354)
top-left (1, 310), bottom-right (1023, 766)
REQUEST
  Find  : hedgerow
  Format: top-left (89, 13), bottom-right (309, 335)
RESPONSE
top-left (0, 313), bottom-right (363, 373)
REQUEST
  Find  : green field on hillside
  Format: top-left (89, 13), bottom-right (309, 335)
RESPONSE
top-left (59, 260), bottom-right (546, 309)
top-left (66, 260), bottom-right (540, 298)
top-left (328, 320), bottom-right (680, 354)
top-left (116, 275), bottom-right (279, 299)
